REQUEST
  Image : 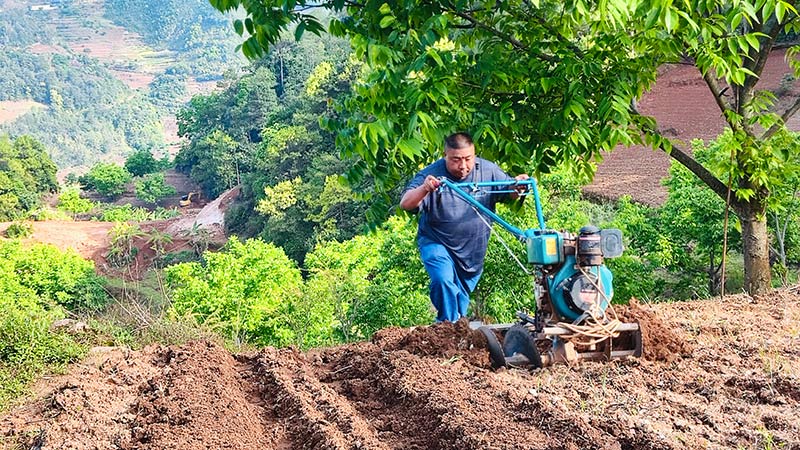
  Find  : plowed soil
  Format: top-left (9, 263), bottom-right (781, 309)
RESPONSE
top-left (3, 289), bottom-right (799, 450)
top-left (586, 48), bottom-right (800, 206)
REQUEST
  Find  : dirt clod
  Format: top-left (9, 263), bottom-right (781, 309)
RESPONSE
top-left (616, 298), bottom-right (693, 362)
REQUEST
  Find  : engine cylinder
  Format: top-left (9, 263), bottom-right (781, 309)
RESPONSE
top-left (577, 226), bottom-right (603, 266)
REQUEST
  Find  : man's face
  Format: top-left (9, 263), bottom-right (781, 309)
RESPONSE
top-left (445, 145), bottom-right (475, 180)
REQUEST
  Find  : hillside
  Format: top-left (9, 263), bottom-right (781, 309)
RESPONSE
top-left (0, 0), bottom-right (238, 169)
top-left (2, 290), bottom-right (799, 449)
top-left (585, 48), bottom-right (800, 206)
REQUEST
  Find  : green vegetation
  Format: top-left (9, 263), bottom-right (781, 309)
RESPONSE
top-left (217, 0), bottom-right (800, 296)
top-left (4, 221), bottom-right (33, 239)
top-left (174, 32), bottom-right (363, 263)
top-left (104, 0), bottom-right (242, 78)
top-left (0, 241), bottom-right (109, 409)
top-left (166, 237), bottom-right (304, 347)
top-left (125, 149), bottom-right (169, 178)
top-left (57, 185), bottom-right (97, 214)
top-left (98, 204), bottom-right (179, 222)
top-left (0, 135), bottom-right (58, 220)
top-left (0, 41), bottom-right (165, 167)
top-left (135, 172), bottom-right (177, 204)
top-left (79, 163), bottom-right (132, 198)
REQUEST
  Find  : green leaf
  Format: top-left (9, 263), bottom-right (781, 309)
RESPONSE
top-left (295, 22), bottom-right (306, 41)
top-left (234, 19), bottom-right (244, 36)
top-left (776, 1), bottom-right (786, 22)
top-left (540, 77), bottom-right (554, 93)
top-left (427, 49), bottom-right (444, 66)
top-left (398, 138), bottom-right (423, 158)
top-left (744, 33), bottom-right (760, 50)
top-left (380, 15), bottom-right (396, 28)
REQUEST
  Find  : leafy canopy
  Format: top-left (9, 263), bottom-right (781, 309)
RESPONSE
top-left (210, 0), bottom-right (665, 220)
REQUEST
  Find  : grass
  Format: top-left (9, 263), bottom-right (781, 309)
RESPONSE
top-left (96, 268), bottom-right (222, 349)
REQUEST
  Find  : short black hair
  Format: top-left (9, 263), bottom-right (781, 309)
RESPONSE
top-left (445, 132), bottom-right (473, 151)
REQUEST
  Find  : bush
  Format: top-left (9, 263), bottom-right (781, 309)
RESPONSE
top-left (166, 237), bottom-right (304, 347)
top-left (57, 185), bottom-right (96, 214)
top-left (0, 241), bottom-right (108, 311)
top-left (0, 295), bottom-right (84, 410)
top-left (0, 242), bottom-right (102, 409)
top-left (124, 149), bottom-right (162, 177)
top-left (4, 221), bottom-right (33, 238)
top-left (605, 255), bottom-right (661, 303)
top-left (134, 172), bottom-right (176, 204)
top-left (342, 217), bottom-right (431, 337)
top-left (79, 163), bottom-right (132, 198)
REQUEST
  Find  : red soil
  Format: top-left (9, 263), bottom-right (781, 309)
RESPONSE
top-left (586, 49), bottom-right (800, 205)
top-left (2, 289), bottom-right (799, 449)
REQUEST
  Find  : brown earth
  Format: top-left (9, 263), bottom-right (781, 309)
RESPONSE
top-left (586, 49), bottom-right (800, 205)
top-left (2, 289), bottom-right (799, 450)
top-left (0, 100), bottom-right (46, 124)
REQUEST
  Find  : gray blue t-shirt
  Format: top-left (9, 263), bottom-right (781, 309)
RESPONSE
top-left (404, 157), bottom-right (515, 274)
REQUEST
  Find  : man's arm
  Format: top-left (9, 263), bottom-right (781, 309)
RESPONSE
top-left (400, 175), bottom-right (441, 211)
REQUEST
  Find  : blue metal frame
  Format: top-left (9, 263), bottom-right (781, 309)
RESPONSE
top-left (439, 178), bottom-right (546, 237)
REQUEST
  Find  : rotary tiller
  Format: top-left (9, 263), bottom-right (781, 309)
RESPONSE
top-left (438, 177), bottom-right (642, 369)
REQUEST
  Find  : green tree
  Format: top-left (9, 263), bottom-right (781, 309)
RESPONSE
top-left (134, 172), bottom-right (177, 204)
top-left (213, 0), bottom-right (800, 295)
top-left (0, 135), bottom-right (58, 219)
top-left (125, 149), bottom-right (162, 177)
top-left (80, 163), bottom-right (132, 198)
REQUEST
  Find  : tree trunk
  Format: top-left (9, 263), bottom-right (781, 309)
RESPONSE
top-left (740, 210), bottom-right (772, 295)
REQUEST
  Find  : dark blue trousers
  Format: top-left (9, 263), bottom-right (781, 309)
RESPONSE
top-left (419, 239), bottom-right (482, 323)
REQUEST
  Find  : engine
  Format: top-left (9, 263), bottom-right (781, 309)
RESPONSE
top-left (526, 226), bottom-right (624, 322)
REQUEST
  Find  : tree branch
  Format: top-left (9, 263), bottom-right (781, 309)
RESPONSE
top-left (702, 71), bottom-right (733, 117)
top-left (449, 10), bottom-right (532, 54)
top-left (762, 94), bottom-right (800, 140)
top-left (665, 142), bottom-right (739, 208)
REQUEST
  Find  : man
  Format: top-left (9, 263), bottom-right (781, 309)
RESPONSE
top-left (400, 132), bottom-right (528, 322)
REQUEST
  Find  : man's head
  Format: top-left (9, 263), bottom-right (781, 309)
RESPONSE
top-left (444, 132), bottom-right (475, 180)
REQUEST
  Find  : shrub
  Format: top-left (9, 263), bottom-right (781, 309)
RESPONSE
top-left (124, 149), bottom-right (162, 177)
top-left (106, 222), bottom-right (144, 268)
top-left (166, 237), bottom-right (304, 347)
top-left (0, 241), bottom-right (108, 311)
top-left (57, 185), bottom-right (96, 214)
top-left (0, 242), bottom-right (103, 409)
top-left (79, 163), bottom-right (131, 198)
top-left (303, 234), bottom-right (381, 344)
top-left (134, 172), bottom-right (176, 204)
top-left (4, 221), bottom-right (33, 238)
top-left (343, 217), bottom-right (431, 336)
top-left (0, 294), bottom-right (84, 410)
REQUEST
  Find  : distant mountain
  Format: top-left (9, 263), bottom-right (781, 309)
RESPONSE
top-left (0, 0), bottom-right (244, 172)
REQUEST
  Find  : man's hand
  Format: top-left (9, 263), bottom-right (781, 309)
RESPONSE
top-left (512, 173), bottom-right (530, 198)
top-left (400, 175), bottom-right (441, 210)
top-left (423, 175), bottom-right (442, 193)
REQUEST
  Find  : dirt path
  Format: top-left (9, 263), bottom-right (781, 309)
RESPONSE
top-left (0, 221), bottom-right (114, 262)
top-left (3, 290), bottom-right (799, 449)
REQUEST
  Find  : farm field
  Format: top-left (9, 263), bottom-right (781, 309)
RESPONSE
top-left (586, 48), bottom-right (800, 205)
top-left (2, 290), bottom-right (798, 449)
